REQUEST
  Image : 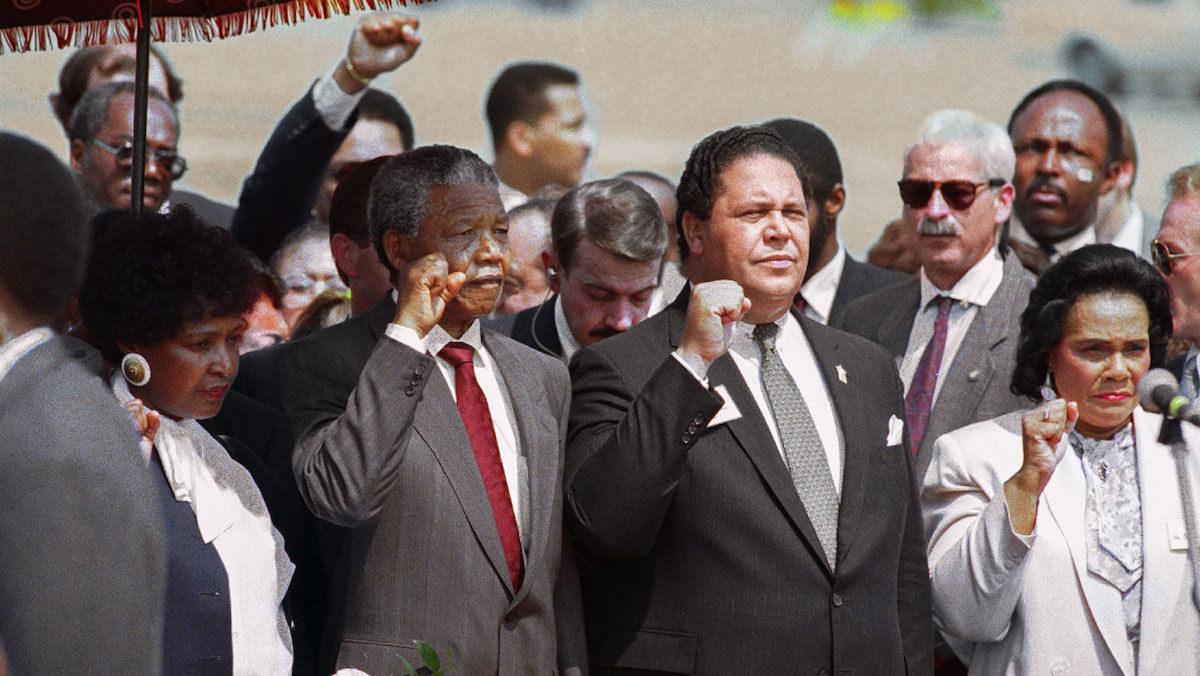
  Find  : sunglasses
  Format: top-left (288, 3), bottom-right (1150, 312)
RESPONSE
top-left (1151, 239), bottom-right (1200, 275)
top-left (89, 138), bottom-right (188, 180)
top-left (897, 178), bottom-right (1006, 210)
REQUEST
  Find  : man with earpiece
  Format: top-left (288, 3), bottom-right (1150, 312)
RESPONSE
top-left (487, 178), bottom-right (668, 359)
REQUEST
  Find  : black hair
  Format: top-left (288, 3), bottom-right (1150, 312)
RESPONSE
top-left (368, 145), bottom-right (497, 274)
top-left (51, 44), bottom-right (184, 135)
top-left (761, 117), bottom-right (842, 205)
top-left (484, 61), bottom-right (579, 150)
top-left (68, 80), bottom-right (178, 144)
top-left (1011, 243), bottom-right (1171, 399)
top-left (1007, 79), bottom-right (1123, 165)
top-left (359, 89), bottom-right (415, 150)
top-left (330, 155), bottom-right (391, 247)
top-left (675, 125), bottom-right (811, 261)
top-left (0, 132), bottom-right (89, 322)
top-left (79, 206), bottom-right (258, 362)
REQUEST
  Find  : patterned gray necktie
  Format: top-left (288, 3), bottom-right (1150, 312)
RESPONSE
top-left (752, 322), bottom-right (840, 567)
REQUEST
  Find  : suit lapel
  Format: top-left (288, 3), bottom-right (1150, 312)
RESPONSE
top-left (411, 353), bottom-right (517, 596)
top-left (801, 314), bottom-right (873, 568)
top-left (1041, 436), bottom-right (1136, 675)
top-left (667, 293), bottom-right (834, 575)
top-left (1134, 409), bottom-right (1191, 675)
top-left (531, 296), bottom-right (564, 359)
top-left (485, 332), bottom-right (558, 605)
top-left (707, 353), bottom-right (834, 576)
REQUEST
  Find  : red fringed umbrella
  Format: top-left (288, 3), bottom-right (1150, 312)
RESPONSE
top-left (0, 0), bottom-right (433, 217)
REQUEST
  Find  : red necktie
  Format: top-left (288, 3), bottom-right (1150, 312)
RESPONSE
top-left (438, 342), bottom-right (523, 589)
top-left (904, 296), bottom-right (952, 455)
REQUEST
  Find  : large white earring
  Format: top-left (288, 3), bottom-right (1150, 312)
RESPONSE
top-left (121, 353), bottom-right (151, 387)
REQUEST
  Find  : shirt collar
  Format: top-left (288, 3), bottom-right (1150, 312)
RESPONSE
top-left (554, 295), bottom-right (583, 359)
top-left (731, 310), bottom-right (800, 361)
top-left (919, 246), bottom-right (1004, 310)
top-left (426, 320), bottom-right (484, 357)
top-left (799, 243), bottom-right (846, 323)
top-left (1009, 218), bottom-right (1097, 257)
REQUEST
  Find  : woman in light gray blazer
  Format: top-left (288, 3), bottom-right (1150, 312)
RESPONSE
top-left (922, 245), bottom-right (1200, 675)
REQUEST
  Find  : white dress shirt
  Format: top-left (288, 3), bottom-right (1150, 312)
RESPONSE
top-left (1009, 219), bottom-right (1097, 261)
top-left (553, 295), bottom-right (583, 361)
top-left (675, 312), bottom-right (845, 495)
top-left (1109, 204), bottom-right (1146, 255)
top-left (900, 247), bottom-right (1004, 402)
top-left (799, 244), bottom-right (847, 325)
top-left (497, 180), bottom-right (529, 212)
top-left (385, 320), bottom-right (529, 542)
top-left (311, 65), bottom-right (371, 131)
top-left (0, 326), bottom-right (53, 382)
top-left (111, 376), bottom-right (295, 675)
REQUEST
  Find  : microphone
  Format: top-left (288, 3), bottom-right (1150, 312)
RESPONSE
top-left (1139, 368), bottom-right (1200, 426)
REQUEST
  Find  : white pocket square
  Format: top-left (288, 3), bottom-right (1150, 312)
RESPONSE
top-left (886, 415), bottom-right (905, 446)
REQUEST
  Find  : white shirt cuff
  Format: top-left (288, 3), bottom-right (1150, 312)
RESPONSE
top-left (672, 349), bottom-right (710, 388)
top-left (312, 65), bottom-right (370, 131)
top-left (384, 322), bottom-right (425, 353)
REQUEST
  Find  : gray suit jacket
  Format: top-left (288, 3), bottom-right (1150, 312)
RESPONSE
top-left (835, 253), bottom-right (1036, 483)
top-left (0, 336), bottom-right (166, 675)
top-left (283, 297), bottom-right (585, 675)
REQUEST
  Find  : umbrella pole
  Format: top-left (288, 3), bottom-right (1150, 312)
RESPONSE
top-left (130, 0), bottom-right (153, 221)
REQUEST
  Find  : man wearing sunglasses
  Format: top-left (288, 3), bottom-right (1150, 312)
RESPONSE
top-left (68, 80), bottom-right (182, 216)
top-left (837, 111), bottom-right (1035, 487)
top-left (1155, 164), bottom-right (1200, 398)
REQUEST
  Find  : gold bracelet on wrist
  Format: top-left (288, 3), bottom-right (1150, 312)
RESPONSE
top-left (343, 58), bottom-right (373, 87)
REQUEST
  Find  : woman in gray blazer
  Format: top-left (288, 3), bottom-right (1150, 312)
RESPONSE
top-left (921, 245), bottom-right (1200, 675)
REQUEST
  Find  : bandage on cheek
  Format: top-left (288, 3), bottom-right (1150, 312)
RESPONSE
top-left (1060, 156), bottom-right (1094, 183)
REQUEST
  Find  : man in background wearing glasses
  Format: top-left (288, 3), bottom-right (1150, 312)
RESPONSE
top-left (1154, 164), bottom-right (1200, 397)
top-left (836, 110), bottom-right (1035, 488)
top-left (68, 80), bottom-right (185, 218)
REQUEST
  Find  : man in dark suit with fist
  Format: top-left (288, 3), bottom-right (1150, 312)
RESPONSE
top-left (283, 145), bottom-right (583, 675)
top-left (565, 125), bottom-right (933, 674)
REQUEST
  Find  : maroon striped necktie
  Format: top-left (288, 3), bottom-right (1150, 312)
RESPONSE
top-left (904, 296), bottom-right (952, 455)
top-left (438, 341), bottom-right (523, 589)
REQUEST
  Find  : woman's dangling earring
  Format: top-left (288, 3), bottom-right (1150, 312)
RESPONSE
top-left (1039, 369), bottom-right (1056, 402)
top-left (121, 353), bottom-right (151, 387)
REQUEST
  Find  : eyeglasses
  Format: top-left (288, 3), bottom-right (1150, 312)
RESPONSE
top-left (897, 178), bottom-right (1007, 210)
top-left (89, 138), bottom-right (188, 180)
top-left (1151, 239), bottom-right (1200, 275)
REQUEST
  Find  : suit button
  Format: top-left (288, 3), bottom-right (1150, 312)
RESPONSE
top-left (831, 592), bottom-right (843, 607)
top-left (681, 434), bottom-right (692, 445)
top-left (405, 385), bottom-right (417, 396)
top-left (692, 414), bottom-right (704, 426)
top-left (503, 619), bottom-right (516, 631)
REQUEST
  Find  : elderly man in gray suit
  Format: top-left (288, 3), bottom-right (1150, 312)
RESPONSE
top-left (284, 145), bottom-right (584, 675)
top-left (836, 111), bottom-right (1035, 486)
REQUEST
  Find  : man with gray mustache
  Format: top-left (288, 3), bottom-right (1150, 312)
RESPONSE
top-left (836, 110), bottom-right (1035, 487)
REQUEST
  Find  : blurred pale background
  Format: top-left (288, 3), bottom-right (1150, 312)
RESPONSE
top-left (1, 0), bottom-right (1197, 256)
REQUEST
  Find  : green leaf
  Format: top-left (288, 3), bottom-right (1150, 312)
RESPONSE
top-left (415, 640), bottom-right (441, 672)
top-left (398, 655), bottom-right (419, 676)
